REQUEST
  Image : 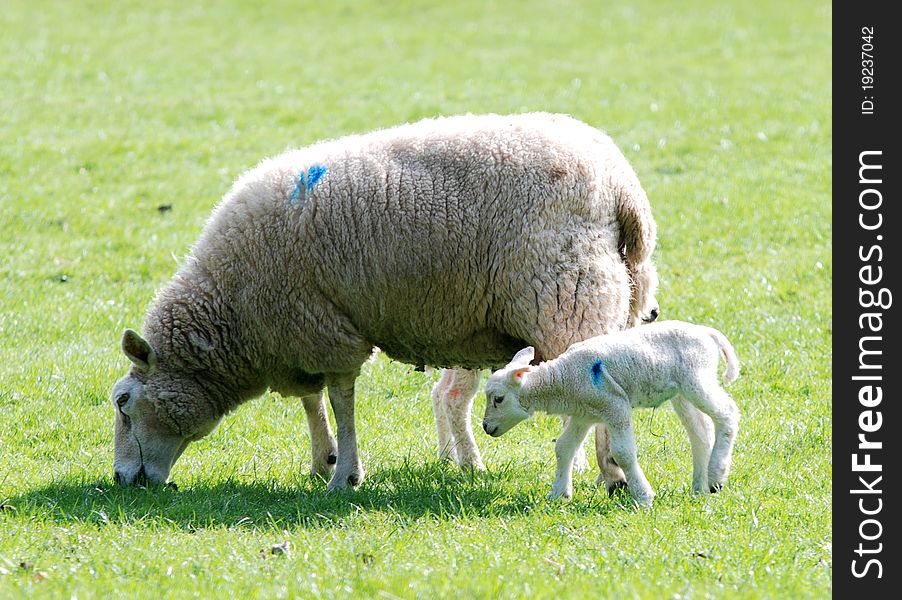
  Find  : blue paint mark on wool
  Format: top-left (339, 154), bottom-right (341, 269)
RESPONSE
top-left (307, 164), bottom-right (327, 188)
top-left (288, 172), bottom-right (306, 203)
top-left (591, 360), bottom-right (604, 386)
top-left (288, 164), bottom-right (328, 204)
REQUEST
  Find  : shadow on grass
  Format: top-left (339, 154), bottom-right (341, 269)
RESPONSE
top-left (6, 460), bottom-right (630, 530)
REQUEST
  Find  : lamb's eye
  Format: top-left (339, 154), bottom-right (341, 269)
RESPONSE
top-left (493, 395), bottom-right (505, 407)
top-left (116, 393), bottom-right (130, 409)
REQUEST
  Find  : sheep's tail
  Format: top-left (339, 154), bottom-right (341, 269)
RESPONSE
top-left (706, 327), bottom-right (740, 384)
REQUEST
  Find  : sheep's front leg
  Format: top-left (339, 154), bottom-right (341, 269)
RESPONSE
top-left (549, 418), bottom-right (593, 500)
top-left (325, 374), bottom-right (365, 491)
top-left (301, 392), bottom-right (338, 479)
top-left (442, 368), bottom-right (485, 470)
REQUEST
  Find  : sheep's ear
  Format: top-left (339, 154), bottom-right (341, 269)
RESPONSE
top-left (122, 329), bottom-right (157, 374)
top-left (509, 347), bottom-right (535, 367)
top-left (508, 367), bottom-right (530, 386)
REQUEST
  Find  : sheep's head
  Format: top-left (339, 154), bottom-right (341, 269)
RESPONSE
top-left (110, 329), bottom-right (222, 486)
top-left (629, 259), bottom-right (660, 327)
top-left (482, 347), bottom-right (534, 437)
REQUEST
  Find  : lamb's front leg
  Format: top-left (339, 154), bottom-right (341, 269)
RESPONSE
top-left (560, 415), bottom-right (590, 473)
top-left (301, 392), bottom-right (338, 479)
top-left (594, 423), bottom-right (628, 494)
top-left (442, 368), bottom-right (485, 470)
top-left (431, 370), bottom-right (457, 463)
top-left (325, 374), bottom-right (365, 491)
top-left (549, 418), bottom-right (593, 500)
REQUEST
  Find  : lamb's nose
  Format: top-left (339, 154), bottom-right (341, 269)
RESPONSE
top-left (482, 420), bottom-right (488, 433)
top-left (649, 307), bottom-right (659, 321)
top-left (113, 470), bottom-right (123, 485)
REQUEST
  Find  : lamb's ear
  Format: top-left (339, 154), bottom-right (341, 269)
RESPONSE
top-left (122, 329), bottom-right (157, 374)
top-left (508, 366), bottom-right (530, 386)
top-left (509, 346), bottom-right (535, 367)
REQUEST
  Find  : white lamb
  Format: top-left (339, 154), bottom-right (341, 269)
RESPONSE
top-left (108, 112), bottom-right (659, 492)
top-left (481, 321), bottom-right (740, 506)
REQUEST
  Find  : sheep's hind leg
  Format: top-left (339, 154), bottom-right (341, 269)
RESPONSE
top-left (442, 368), bottom-right (485, 470)
top-left (549, 418), bottom-right (593, 500)
top-left (325, 373), bottom-right (365, 491)
top-left (594, 423), bottom-right (628, 494)
top-left (431, 370), bottom-right (458, 463)
top-left (670, 397), bottom-right (714, 493)
top-left (301, 392), bottom-right (338, 479)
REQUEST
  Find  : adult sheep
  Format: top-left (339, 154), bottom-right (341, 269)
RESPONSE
top-left (109, 112), bottom-right (658, 492)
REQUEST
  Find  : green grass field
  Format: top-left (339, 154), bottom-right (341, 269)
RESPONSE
top-left (1, 0), bottom-right (831, 597)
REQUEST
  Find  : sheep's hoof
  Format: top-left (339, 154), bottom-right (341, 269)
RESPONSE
top-left (606, 480), bottom-right (629, 496)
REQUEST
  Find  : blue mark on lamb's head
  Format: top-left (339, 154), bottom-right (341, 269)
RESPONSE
top-left (591, 360), bottom-right (604, 386)
top-left (289, 164), bottom-right (328, 204)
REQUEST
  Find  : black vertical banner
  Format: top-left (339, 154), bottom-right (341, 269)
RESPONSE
top-left (834, 3), bottom-right (900, 596)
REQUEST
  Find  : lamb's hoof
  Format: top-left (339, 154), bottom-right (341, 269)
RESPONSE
top-left (458, 458), bottom-right (486, 472)
top-left (547, 487), bottom-right (572, 501)
top-left (606, 480), bottom-right (629, 496)
top-left (310, 455), bottom-right (338, 479)
top-left (327, 471), bottom-right (363, 492)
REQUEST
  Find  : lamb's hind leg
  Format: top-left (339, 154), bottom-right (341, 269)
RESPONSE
top-left (325, 373), bottom-right (365, 491)
top-left (301, 392), bottom-right (338, 479)
top-left (431, 369), bottom-right (457, 463)
top-left (686, 382), bottom-right (740, 491)
top-left (670, 397), bottom-right (714, 493)
top-left (441, 368), bottom-right (485, 470)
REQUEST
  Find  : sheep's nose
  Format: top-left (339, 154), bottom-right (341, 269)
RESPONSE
top-left (134, 466), bottom-right (148, 486)
top-left (113, 470), bottom-right (123, 485)
top-left (648, 307), bottom-right (659, 321)
top-left (482, 420), bottom-right (489, 433)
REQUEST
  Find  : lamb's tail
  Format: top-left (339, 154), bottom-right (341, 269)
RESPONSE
top-left (706, 327), bottom-right (740, 384)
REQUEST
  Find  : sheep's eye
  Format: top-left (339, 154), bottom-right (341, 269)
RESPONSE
top-left (116, 394), bottom-right (132, 427)
top-left (493, 395), bottom-right (505, 407)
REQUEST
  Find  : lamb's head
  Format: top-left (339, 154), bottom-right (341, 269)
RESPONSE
top-left (110, 329), bottom-right (222, 486)
top-left (482, 347), bottom-right (535, 437)
top-left (629, 259), bottom-right (660, 327)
